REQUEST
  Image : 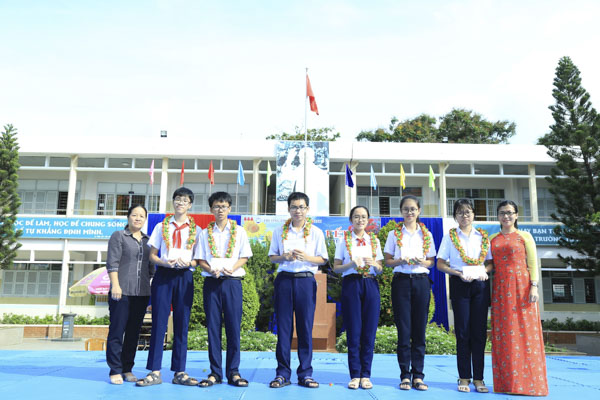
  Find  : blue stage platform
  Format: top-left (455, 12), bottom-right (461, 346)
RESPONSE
top-left (0, 350), bottom-right (598, 400)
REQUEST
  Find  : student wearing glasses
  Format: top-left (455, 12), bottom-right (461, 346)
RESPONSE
top-left (383, 195), bottom-right (436, 391)
top-left (488, 201), bottom-right (548, 396)
top-left (197, 192), bottom-right (252, 388)
top-left (268, 192), bottom-right (328, 389)
top-left (137, 187), bottom-right (200, 387)
top-left (333, 206), bottom-right (383, 390)
top-left (436, 199), bottom-right (492, 394)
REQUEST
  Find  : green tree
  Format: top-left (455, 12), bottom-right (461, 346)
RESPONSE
top-left (266, 126), bottom-right (340, 141)
top-left (356, 109), bottom-right (515, 144)
top-left (0, 124), bottom-right (22, 270)
top-left (538, 56), bottom-right (600, 274)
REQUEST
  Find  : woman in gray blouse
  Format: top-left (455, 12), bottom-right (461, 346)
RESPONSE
top-left (106, 204), bottom-right (154, 384)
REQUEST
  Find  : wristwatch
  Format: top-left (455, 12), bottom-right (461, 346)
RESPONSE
top-left (531, 281), bottom-right (538, 287)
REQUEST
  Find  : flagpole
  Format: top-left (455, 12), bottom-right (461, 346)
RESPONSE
top-left (304, 67), bottom-right (308, 194)
top-left (236, 184), bottom-right (239, 213)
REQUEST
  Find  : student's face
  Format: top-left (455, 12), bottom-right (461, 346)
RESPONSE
top-left (455, 206), bottom-right (474, 229)
top-left (351, 208), bottom-right (369, 232)
top-left (497, 205), bottom-right (518, 230)
top-left (128, 207), bottom-right (147, 231)
top-left (173, 195), bottom-right (192, 214)
top-left (400, 199), bottom-right (420, 224)
top-left (211, 200), bottom-right (231, 221)
top-left (288, 199), bottom-right (308, 222)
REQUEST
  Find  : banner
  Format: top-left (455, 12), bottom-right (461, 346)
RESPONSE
top-left (15, 216), bottom-right (126, 239)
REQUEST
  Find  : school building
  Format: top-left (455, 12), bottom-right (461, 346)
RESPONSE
top-left (1, 136), bottom-right (598, 323)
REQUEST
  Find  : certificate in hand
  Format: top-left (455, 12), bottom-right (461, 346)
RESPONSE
top-left (167, 248), bottom-right (192, 263)
top-left (283, 239), bottom-right (306, 254)
top-left (462, 265), bottom-right (486, 279)
top-left (352, 245), bottom-right (372, 267)
top-left (209, 257), bottom-right (236, 272)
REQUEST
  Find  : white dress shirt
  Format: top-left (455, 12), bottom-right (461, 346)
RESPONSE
top-left (334, 231), bottom-right (384, 277)
top-left (383, 224), bottom-right (436, 274)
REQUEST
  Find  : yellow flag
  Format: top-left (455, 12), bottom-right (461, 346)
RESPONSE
top-left (400, 164), bottom-right (406, 189)
top-left (266, 161), bottom-right (272, 187)
top-left (429, 165), bottom-right (436, 191)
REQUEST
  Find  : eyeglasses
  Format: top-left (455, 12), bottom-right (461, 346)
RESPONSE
top-left (289, 206), bottom-right (308, 212)
top-left (212, 205), bottom-right (230, 211)
top-left (174, 198), bottom-right (190, 204)
top-left (401, 207), bottom-right (419, 214)
top-left (456, 210), bottom-right (473, 217)
top-left (352, 215), bottom-right (369, 220)
top-left (499, 211), bottom-right (517, 217)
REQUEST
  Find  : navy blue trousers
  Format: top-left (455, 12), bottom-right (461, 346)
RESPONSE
top-left (274, 273), bottom-right (316, 380)
top-left (341, 275), bottom-right (380, 379)
top-left (106, 294), bottom-right (149, 376)
top-left (203, 277), bottom-right (243, 381)
top-left (391, 273), bottom-right (430, 381)
top-left (449, 275), bottom-right (490, 380)
top-left (146, 267), bottom-right (194, 372)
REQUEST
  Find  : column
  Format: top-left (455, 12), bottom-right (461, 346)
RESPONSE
top-left (528, 164), bottom-right (539, 223)
top-left (439, 162), bottom-right (448, 218)
top-left (159, 157), bottom-right (169, 213)
top-left (252, 159), bottom-right (260, 214)
top-left (66, 155), bottom-right (78, 217)
top-left (58, 239), bottom-right (70, 314)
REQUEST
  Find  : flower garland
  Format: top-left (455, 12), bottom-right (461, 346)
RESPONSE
top-left (449, 227), bottom-right (489, 265)
top-left (344, 230), bottom-right (378, 276)
top-left (207, 220), bottom-right (237, 258)
top-left (394, 222), bottom-right (432, 264)
top-left (281, 217), bottom-right (313, 242)
top-left (161, 215), bottom-right (197, 250)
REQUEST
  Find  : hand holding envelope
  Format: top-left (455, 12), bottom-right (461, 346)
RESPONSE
top-left (167, 248), bottom-right (192, 268)
top-left (209, 258), bottom-right (237, 277)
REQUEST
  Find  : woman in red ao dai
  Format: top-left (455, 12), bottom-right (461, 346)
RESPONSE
top-left (383, 195), bottom-right (436, 391)
top-left (333, 206), bottom-right (383, 390)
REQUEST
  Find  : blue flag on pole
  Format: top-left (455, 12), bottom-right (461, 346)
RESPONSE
top-left (370, 165), bottom-right (377, 190)
top-left (345, 164), bottom-right (354, 188)
top-left (237, 161), bottom-right (245, 186)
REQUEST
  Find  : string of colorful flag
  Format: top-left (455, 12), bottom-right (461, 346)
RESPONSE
top-left (344, 163), bottom-right (436, 191)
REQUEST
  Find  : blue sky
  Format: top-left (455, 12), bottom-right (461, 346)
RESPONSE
top-left (2, 0), bottom-right (600, 145)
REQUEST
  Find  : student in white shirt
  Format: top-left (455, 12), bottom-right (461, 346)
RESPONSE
top-left (437, 199), bottom-right (492, 394)
top-left (384, 195), bottom-right (436, 391)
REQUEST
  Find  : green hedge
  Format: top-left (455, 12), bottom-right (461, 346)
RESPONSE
top-left (184, 326), bottom-right (277, 351)
top-left (0, 313), bottom-right (109, 325)
top-left (542, 317), bottom-right (600, 331)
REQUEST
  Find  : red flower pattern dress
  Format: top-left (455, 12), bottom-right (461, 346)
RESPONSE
top-left (490, 231), bottom-right (548, 396)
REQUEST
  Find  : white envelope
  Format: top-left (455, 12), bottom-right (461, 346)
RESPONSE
top-left (209, 257), bottom-right (236, 272)
top-left (462, 265), bottom-right (486, 279)
top-left (167, 248), bottom-right (192, 263)
top-left (352, 245), bottom-right (371, 267)
top-left (284, 239), bottom-right (306, 253)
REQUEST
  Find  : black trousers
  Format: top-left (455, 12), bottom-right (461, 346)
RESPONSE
top-left (449, 276), bottom-right (490, 381)
top-left (391, 273), bottom-right (430, 381)
top-left (106, 294), bottom-right (149, 376)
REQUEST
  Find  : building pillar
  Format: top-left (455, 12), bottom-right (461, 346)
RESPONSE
top-left (66, 155), bottom-right (78, 217)
top-left (528, 164), bottom-right (539, 223)
top-left (252, 159), bottom-right (260, 214)
top-left (439, 162), bottom-right (448, 218)
top-left (159, 157), bottom-right (169, 213)
top-left (58, 239), bottom-right (70, 314)
top-left (344, 161), bottom-right (359, 215)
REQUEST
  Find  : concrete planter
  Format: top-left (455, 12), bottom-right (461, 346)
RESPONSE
top-left (0, 326), bottom-right (24, 345)
top-left (0, 324), bottom-right (109, 339)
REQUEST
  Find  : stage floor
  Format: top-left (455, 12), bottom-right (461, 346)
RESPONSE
top-left (0, 350), bottom-right (598, 400)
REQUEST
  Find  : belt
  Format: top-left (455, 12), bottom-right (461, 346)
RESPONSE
top-left (394, 272), bottom-right (429, 279)
top-left (344, 274), bottom-right (376, 280)
top-left (279, 271), bottom-right (314, 278)
top-left (206, 276), bottom-right (243, 281)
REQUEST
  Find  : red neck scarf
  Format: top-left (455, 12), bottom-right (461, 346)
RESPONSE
top-left (171, 221), bottom-right (189, 249)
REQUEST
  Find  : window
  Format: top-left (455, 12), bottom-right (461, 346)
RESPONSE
top-left (542, 271), bottom-right (597, 304)
top-left (446, 188), bottom-right (505, 220)
top-left (0, 263), bottom-right (72, 298)
top-left (18, 180), bottom-right (80, 215)
top-left (357, 186), bottom-right (421, 217)
top-left (184, 183), bottom-right (251, 214)
top-left (551, 278), bottom-right (573, 303)
top-left (584, 279), bottom-right (596, 303)
top-left (97, 183), bottom-right (158, 215)
top-left (522, 187), bottom-right (556, 222)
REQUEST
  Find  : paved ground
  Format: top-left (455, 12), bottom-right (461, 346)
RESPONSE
top-left (0, 348), bottom-right (598, 400)
top-left (0, 337), bottom-right (87, 351)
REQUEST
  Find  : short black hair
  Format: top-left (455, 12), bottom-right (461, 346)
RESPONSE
top-left (453, 198), bottom-right (474, 219)
top-left (125, 204), bottom-right (147, 230)
top-left (172, 187), bottom-right (194, 203)
top-left (208, 191), bottom-right (232, 207)
top-left (349, 205), bottom-right (370, 221)
top-left (287, 191), bottom-right (310, 207)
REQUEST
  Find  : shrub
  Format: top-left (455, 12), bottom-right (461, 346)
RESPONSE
top-left (542, 317), bottom-right (600, 331)
top-left (185, 326), bottom-right (277, 351)
top-left (0, 313), bottom-right (109, 325)
top-left (244, 239), bottom-right (277, 331)
top-left (336, 323), bottom-right (456, 354)
top-left (189, 269), bottom-right (260, 332)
